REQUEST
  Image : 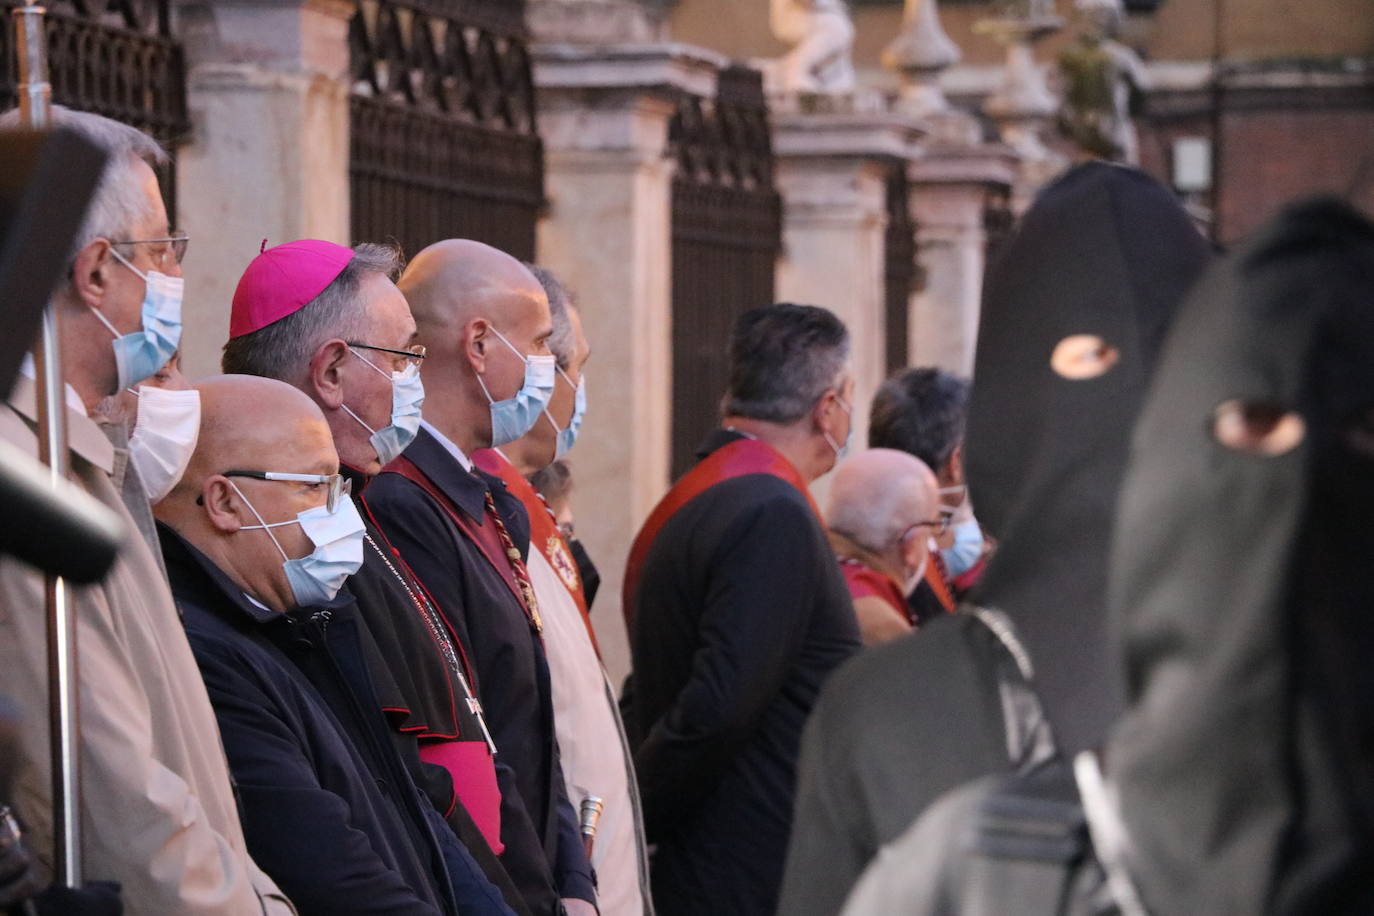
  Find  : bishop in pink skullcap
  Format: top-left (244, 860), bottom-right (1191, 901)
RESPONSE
top-left (228, 239), bottom-right (354, 338)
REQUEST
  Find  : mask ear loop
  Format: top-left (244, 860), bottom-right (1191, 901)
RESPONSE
top-left (226, 479), bottom-right (291, 562)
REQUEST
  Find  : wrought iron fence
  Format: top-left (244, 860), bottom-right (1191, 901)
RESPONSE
top-left (0, 0), bottom-right (188, 218)
top-left (670, 65), bottom-right (783, 479)
top-left (349, 0), bottom-right (543, 261)
top-left (983, 185), bottom-right (1016, 271)
top-left (884, 161), bottom-right (919, 376)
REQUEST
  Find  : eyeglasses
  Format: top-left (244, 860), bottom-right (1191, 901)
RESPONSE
top-left (347, 342), bottom-right (427, 372)
top-left (109, 230), bottom-right (190, 270)
top-left (901, 515), bottom-right (953, 542)
top-left (222, 470), bottom-right (351, 512)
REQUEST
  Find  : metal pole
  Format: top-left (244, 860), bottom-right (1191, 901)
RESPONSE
top-left (14, 1), bottom-right (81, 888)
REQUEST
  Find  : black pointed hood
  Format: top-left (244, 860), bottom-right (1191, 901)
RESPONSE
top-left (1105, 198), bottom-right (1374, 913)
top-left (964, 161), bottom-right (1211, 756)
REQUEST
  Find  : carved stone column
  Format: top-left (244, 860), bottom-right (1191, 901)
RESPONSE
top-left (175, 0), bottom-right (354, 378)
top-left (533, 44), bottom-right (724, 685)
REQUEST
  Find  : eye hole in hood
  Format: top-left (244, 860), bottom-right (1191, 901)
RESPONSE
top-left (1050, 334), bottom-right (1120, 381)
top-left (1212, 399), bottom-right (1306, 456)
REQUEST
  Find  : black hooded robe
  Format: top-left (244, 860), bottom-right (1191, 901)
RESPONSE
top-left (777, 162), bottom-right (1210, 916)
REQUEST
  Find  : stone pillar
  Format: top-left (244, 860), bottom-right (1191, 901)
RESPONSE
top-left (908, 146), bottom-right (1018, 375)
top-left (175, 0), bottom-right (354, 379)
top-left (534, 43), bottom-right (723, 686)
top-left (773, 107), bottom-right (925, 473)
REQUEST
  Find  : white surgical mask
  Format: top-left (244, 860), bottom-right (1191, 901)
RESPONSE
top-left (823, 395), bottom-right (854, 460)
top-left (341, 348), bottom-right (425, 466)
top-left (476, 327), bottom-right (556, 447)
top-left (231, 482), bottom-right (366, 607)
top-left (128, 386), bottom-right (200, 503)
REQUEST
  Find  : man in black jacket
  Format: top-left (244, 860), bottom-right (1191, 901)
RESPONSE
top-left (154, 374), bottom-right (513, 916)
top-left (363, 240), bottom-right (596, 916)
top-left (621, 304), bottom-right (862, 916)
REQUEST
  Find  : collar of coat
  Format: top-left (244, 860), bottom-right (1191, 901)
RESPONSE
top-left (384, 425), bottom-right (493, 522)
top-left (157, 520), bottom-right (354, 627)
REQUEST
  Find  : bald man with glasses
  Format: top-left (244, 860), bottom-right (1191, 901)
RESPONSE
top-left (154, 374), bottom-right (514, 916)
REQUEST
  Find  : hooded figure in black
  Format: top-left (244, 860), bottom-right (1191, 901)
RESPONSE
top-left (1101, 198), bottom-right (1374, 914)
top-left (777, 162), bottom-right (1210, 916)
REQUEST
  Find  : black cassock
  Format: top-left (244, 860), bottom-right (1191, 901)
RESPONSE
top-left (362, 428), bottom-right (594, 916)
top-left (623, 428), bottom-right (860, 916)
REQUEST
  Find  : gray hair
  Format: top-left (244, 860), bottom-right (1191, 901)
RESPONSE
top-left (0, 105), bottom-right (168, 254)
top-left (722, 303), bottom-right (851, 424)
top-left (220, 242), bottom-right (404, 382)
top-left (526, 263), bottom-right (577, 372)
top-left (826, 449), bottom-right (935, 556)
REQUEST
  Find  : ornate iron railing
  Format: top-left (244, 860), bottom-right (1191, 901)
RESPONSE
top-left (349, 0), bottom-right (543, 260)
top-left (669, 65), bottom-right (783, 479)
top-left (884, 161), bottom-right (918, 375)
top-left (983, 185), bottom-right (1016, 270)
top-left (0, 0), bottom-right (187, 218)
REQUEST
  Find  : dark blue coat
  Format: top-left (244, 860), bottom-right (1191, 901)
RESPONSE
top-left (363, 428), bottom-right (596, 916)
top-left (160, 526), bottom-right (514, 916)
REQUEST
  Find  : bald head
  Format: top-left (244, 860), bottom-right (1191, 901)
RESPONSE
top-left (172, 375), bottom-right (336, 502)
top-left (397, 239), bottom-right (555, 454)
top-left (155, 375), bottom-right (341, 613)
top-left (400, 239), bottom-right (547, 334)
top-left (827, 448), bottom-right (939, 558)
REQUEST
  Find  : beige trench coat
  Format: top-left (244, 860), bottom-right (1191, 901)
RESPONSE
top-left (0, 377), bottom-right (293, 915)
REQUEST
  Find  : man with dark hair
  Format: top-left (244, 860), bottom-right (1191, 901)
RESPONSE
top-left (622, 303), bottom-right (862, 916)
top-left (869, 368), bottom-right (985, 619)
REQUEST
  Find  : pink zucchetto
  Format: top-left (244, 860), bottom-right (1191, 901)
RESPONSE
top-left (228, 239), bottom-right (354, 338)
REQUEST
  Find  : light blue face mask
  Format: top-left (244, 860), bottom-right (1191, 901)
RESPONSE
top-left (477, 327), bottom-right (556, 448)
top-left (823, 395), bottom-right (854, 460)
top-left (91, 247), bottom-right (183, 390)
top-left (542, 369), bottom-right (586, 460)
top-left (232, 482), bottom-right (366, 607)
top-left (941, 516), bottom-right (985, 579)
top-left (341, 349), bottom-right (425, 466)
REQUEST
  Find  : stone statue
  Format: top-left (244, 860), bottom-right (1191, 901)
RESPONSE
top-left (770, 0), bottom-right (856, 94)
top-left (1057, 0), bottom-right (1148, 163)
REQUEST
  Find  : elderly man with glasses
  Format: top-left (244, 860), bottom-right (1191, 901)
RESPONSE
top-left (824, 448), bottom-right (942, 647)
top-left (154, 374), bottom-right (514, 916)
top-left (220, 241), bottom-right (530, 913)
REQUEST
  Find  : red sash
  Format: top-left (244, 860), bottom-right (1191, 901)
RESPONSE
top-left (840, 558), bottom-right (912, 625)
top-left (925, 550), bottom-right (956, 614)
top-left (473, 449), bottom-right (601, 658)
top-left (383, 456), bottom-right (538, 633)
top-left (622, 436), bottom-right (820, 629)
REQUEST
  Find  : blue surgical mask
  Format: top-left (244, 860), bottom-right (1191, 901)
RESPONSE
top-left (477, 327), bottom-right (556, 447)
top-left (823, 395), bottom-right (854, 460)
top-left (92, 247), bottom-right (183, 391)
top-left (542, 369), bottom-right (586, 459)
top-left (342, 349), bottom-right (425, 466)
top-left (941, 516), bottom-right (985, 579)
top-left (231, 482), bottom-right (366, 607)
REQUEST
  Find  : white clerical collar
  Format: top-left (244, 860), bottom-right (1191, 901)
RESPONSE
top-left (420, 418), bottom-right (473, 471)
top-left (20, 353), bottom-right (90, 415)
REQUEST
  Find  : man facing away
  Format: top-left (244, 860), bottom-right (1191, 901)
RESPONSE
top-left (153, 375), bottom-right (513, 916)
top-left (472, 266), bottom-right (653, 916)
top-left (621, 303), bottom-right (862, 916)
top-left (825, 448), bottom-right (942, 646)
top-left (0, 106), bottom-right (291, 914)
top-left (363, 240), bottom-right (596, 916)
top-left (220, 240), bottom-right (527, 914)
